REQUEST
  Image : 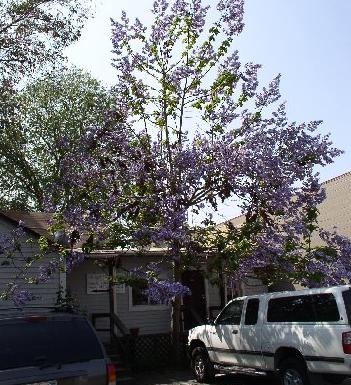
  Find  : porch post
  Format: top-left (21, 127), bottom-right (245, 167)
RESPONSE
top-left (219, 270), bottom-right (225, 307)
top-left (108, 260), bottom-right (115, 342)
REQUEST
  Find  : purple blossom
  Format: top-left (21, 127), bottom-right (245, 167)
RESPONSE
top-left (5, 284), bottom-right (35, 308)
top-left (184, 0), bottom-right (210, 32)
top-left (241, 62), bottom-right (262, 97)
top-left (66, 251), bottom-right (85, 272)
top-left (143, 280), bottom-right (191, 304)
top-left (255, 74), bottom-right (281, 108)
top-left (37, 258), bottom-right (61, 283)
top-left (130, 263), bottom-right (191, 303)
top-left (217, 0), bottom-right (245, 35)
top-left (152, 0), bottom-right (169, 15)
top-left (0, 225), bottom-right (26, 255)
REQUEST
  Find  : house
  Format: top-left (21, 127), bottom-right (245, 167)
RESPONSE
top-left (67, 249), bottom-right (227, 338)
top-left (0, 210), bottom-right (226, 368)
top-left (1, 171), bottom-right (350, 339)
top-left (311, 171), bottom-right (351, 241)
top-left (0, 211), bottom-right (63, 310)
top-left (0, 210), bottom-right (224, 338)
top-left (217, 170), bottom-right (351, 293)
top-left (220, 171), bottom-right (351, 247)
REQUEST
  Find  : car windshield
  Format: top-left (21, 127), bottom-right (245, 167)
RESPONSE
top-left (0, 317), bottom-right (103, 370)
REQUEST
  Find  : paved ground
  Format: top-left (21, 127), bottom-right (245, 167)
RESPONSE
top-left (133, 369), bottom-right (279, 385)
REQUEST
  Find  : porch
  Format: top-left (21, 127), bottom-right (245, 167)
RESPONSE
top-left (65, 253), bottom-right (266, 372)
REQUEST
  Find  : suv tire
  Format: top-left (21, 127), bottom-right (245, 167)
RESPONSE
top-left (191, 346), bottom-right (215, 383)
top-left (279, 357), bottom-right (310, 385)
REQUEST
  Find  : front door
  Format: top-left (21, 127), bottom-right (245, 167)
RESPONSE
top-left (182, 270), bottom-right (206, 330)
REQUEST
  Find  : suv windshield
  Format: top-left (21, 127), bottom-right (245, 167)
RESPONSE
top-left (0, 316), bottom-right (103, 370)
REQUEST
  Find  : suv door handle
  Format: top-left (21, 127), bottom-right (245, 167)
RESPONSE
top-left (232, 329), bottom-right (238, 334)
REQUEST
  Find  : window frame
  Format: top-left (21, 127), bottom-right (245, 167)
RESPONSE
top-left (128, 286), bottom-right (170, 312)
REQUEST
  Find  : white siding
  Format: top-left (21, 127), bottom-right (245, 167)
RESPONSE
top-left (67, 259), bottom-right (110, 315)
top-left (241, 277), bottom-right (267, 296)
top-left (67, 259), bottom-right (110, 341)
top-left (67, 256), bottom-right (172, 336)
top-left (0, 219), bottom-right (60, 310)
top-left (116, 256), bottom-right (172, 335)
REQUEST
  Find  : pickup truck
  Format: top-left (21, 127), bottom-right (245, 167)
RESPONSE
top-left (187, 285), bottom-right (351, 385)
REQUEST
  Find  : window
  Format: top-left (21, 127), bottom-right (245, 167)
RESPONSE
top-left (267, 293), bottom-right (340, 323)
top-left (245, 298), bottom-right (260, 325)
top-left (129, 286), bottom-right (169, 311)
top-left (216, 300), bottom-right (244, 325)
top-left (268, 295), bottom-right (313, 322)
top-left (342, 289), bottom-right (351, 323)
top-left (0, 317), bottom-right (103, 370)
top-left (132, 285), bottom-right (159, 306)
top-left (313, 293), bottom-right (340, 322)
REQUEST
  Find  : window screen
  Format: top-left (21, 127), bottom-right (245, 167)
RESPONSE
top-left (245, 298), bottom-right (260, 325)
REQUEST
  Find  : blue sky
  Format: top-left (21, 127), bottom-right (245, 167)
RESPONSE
top-left (66, 0), bottom-right (351, 221)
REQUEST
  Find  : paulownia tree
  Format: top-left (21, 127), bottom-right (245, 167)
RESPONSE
top-left (46, 0), bottom-right (350, 345)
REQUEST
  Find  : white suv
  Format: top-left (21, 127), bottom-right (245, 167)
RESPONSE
top-left (188, 285), bottom-right (351, 385)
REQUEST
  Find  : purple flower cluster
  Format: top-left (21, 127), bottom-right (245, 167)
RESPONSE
top-left (65, 251), bottom-right (85, 272)
top-left (37, 258), bottom-right (61, 283)
top-left (130, 263), bottom-right (191, 303)
top-left (255, 74), bottom-right (281, 108)
top-left (0, 224), bottom-right (26, 255)
top-left (5, 284), bottom-right (34, 308)
top-left (217, 0), bottom-right (245, 35)
top-left (143, 280), bottom-right (191, 304)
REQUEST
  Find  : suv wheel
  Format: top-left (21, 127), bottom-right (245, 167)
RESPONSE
top-left (191, 346), bottom-right (215, 383)
top-left (279, 358), bottom-right (310, 385)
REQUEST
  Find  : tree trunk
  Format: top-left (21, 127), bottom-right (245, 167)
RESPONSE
top-left (171, 259), bottom-right (183, 365)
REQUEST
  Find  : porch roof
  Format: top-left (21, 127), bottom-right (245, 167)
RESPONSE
top-left (82, 247), bottom-right (168, 259)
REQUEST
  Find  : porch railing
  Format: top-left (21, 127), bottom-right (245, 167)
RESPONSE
top-left (91, 311), bottom-right (129, 337)
top-left (91, 311), bottom-right (133, 367)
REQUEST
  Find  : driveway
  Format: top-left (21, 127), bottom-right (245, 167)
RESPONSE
top-left (133, 369), bottom-right (279, 385)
